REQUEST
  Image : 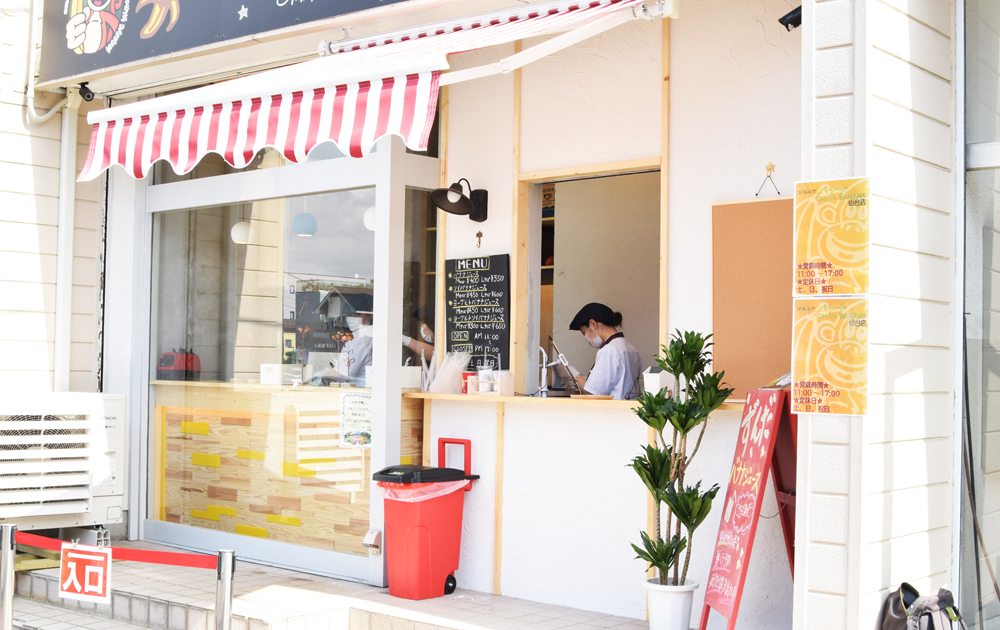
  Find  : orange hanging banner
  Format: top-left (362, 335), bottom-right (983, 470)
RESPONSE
top-left (791, 297), bottom-right (868, 415)
top-left (793, 177), bottom-right (869, 297)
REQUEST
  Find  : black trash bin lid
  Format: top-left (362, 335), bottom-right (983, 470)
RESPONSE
top-left (373, 465), bottom-right (479, 484)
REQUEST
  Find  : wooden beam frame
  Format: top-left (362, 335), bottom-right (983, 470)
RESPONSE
top-left (493, 402), bottom-right (505, 595)
top-left (436, 84), bottom-right (450, 367)
top-left (518, 156), bottom-right (661, 183)
top-left (510, 41), bottom-right (530, 395)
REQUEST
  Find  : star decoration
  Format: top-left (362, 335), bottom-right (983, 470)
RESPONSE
top-left (238, 5), bottom-right (248, 20)
top-left (765, 161), bottom-right (776, 177)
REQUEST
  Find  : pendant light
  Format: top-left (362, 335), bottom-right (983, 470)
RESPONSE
top-left (231, 204), bottom-right (251, 244)
top-left (293, 197), bottom-right (317, 237)
top-left (429, 178), bottom-right (488, 222)
top-left (363, 206), bottom-right (376, 231)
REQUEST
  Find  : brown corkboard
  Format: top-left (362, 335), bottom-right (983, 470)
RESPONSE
top-left (712, 197), bottom-right (793, 401)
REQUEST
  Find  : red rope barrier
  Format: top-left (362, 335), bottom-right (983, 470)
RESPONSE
top-left (15, 531), bottom-right (217, 570)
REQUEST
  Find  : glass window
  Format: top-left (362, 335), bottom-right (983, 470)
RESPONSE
top-left (963, 0), bottom-right (1000, 618)
top-left (148, 188), bottom-right (376, 556)
top-left (401, 189), bottom-right (436, 367)
top-left (536, 172), bottom-right (659, 399)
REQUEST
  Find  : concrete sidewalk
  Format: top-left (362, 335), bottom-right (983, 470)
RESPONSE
top-left (15, 541), bottom-right (648, 630)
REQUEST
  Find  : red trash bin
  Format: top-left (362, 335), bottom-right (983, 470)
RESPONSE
top-left (374, 438), bottom-right (479, 600)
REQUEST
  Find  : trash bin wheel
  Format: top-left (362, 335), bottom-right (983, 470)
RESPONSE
top-left (444, 574), bottom-right (457, 595)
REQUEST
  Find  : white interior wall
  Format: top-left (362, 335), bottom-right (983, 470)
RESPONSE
top-left (669, 0), bottom-right (802, 335)
top-left (519, 19), bottom-right (661, 173)
top-left (444, 44), bottom-right (515, 260)
top-left (552, 173), bottom-right (660, 379)
top-left (443, 2), bottom-right (802, 623)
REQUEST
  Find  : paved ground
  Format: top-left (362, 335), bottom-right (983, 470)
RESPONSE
top-left (14, 541), bottom-right (650, 630)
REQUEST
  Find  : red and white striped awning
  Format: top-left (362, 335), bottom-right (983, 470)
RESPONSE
top-left (78, 0), bottom-right (648, 181)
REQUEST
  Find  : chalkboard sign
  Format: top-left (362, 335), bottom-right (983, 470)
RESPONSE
top-left (698, 389), bottom-right (793, 630)
top-left (445, 255), bottom-right (510, 370)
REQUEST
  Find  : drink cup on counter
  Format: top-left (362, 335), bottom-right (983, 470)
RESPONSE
top-left (462, 371), bottom-right (476, 394)
top-left (477, 367), bottom-right (494, 392)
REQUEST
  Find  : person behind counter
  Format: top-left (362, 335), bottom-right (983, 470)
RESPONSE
top-left (561, 302), bottom-right (642, 400)
top-left (402, 301), bottom-right (435, 362)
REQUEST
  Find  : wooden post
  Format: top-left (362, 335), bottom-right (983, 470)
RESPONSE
top-left (493, 401), bottom-right (505, 595)
top-left (436, 84), bottom-right (449, 367)
top-left (648, 13), bottom-right (671, 585)
top-left (509, 41), bottom-right (529, 394)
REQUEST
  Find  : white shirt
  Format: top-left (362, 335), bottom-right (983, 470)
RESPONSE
top-left (337, 325), bottom-right (373, 379)
top-left (585, 333), bottom-right (643, 400)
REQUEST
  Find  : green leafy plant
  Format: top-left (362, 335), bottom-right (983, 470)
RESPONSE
top-left (631, 330), bottom-right (734, 586)
top-left (660, 482), bottom-right (720, 585)
top-left (632, 531), bottom-right (686, 577)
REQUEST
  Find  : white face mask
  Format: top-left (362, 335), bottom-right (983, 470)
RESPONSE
top-left (346, 317), bottom-right (362, 332)
top-left (586, 326), bottom-right (604, 349)
top-left (420, 324), bottom-right (435, 344)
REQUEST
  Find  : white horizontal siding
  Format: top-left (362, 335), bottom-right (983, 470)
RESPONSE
top-left (0, 9), bottom-right (104, 392)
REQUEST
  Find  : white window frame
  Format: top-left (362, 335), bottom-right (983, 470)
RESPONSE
top-left (128, 136), bottom-right (439, 585)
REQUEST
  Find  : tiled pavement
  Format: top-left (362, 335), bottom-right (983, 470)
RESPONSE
top-left (14, 541), bottom-right (649, 630)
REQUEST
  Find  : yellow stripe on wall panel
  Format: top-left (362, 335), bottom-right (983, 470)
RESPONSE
top-left (282, 463), bottom-right (315, 478)
top-left (237, 450), bottom-right (265, 460)
top-left (266, 514), bottom-right (301, 527)
top-left (236, 525), bottom-right (268, 538)
top-left (207, 505), bottom-right (237, 517)
top-left (192, 453), bottom-right (221, 468)
top-left (180, 421), bottom-right (210, 435)
top-left (191, 509), bottom-right (220, 522)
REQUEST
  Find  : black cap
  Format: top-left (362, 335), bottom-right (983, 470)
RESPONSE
top-left (569, 302), bottom-right (615, 331)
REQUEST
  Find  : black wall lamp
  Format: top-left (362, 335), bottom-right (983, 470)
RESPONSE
top-left (430, 178), bottom-right (488, 223)
top-left (778, 6), bottom-right (801, 31)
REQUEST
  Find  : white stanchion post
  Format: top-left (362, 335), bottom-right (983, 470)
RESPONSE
top-left (0, 525), bottom-right (16, 630)
top-left (214, 550), bottom-right (235, 630)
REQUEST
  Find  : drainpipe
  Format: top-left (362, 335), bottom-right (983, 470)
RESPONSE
top-left (25, 0), bottom-right (79, 390)
top-left (54, 88), bottom-right (82, 392)
top-left (24, 0), bottom-right (68, 123)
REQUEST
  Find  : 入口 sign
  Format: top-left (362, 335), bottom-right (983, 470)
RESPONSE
top-left (59, 542), bottom-right (112, 603)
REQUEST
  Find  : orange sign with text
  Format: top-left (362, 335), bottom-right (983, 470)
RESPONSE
top-left (793, 178), bottom-right (869, 296)
top-left (792, 297), bottom-right (868, 415)
top-left (59, 543), bottom-right (112, 603)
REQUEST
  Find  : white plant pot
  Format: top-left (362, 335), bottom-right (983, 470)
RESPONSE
top-left (645, 578), bottom-right (699, 630)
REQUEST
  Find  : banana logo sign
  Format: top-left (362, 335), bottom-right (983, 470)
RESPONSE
top-left (65, 0), bottom-right (179, 54)
top-left (135, 0), bottom-right (179, 39)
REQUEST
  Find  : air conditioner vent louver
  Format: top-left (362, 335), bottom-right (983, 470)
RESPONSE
top-left (0, 413), bottom-right (95, 518)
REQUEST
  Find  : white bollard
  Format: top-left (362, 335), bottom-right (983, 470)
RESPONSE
top-left (0, 525), bottom-right (16, 630)
top-left (214, 550), bottom-right (235, 630)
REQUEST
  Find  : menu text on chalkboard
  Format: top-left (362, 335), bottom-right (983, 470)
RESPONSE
top-left (445, 255), bottom-right (510, 370)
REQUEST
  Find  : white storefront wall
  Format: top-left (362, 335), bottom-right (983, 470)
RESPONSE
top-left (437, 0), bottom-right (801, 624)
top-left (69, 0), bottom-right (963, 626)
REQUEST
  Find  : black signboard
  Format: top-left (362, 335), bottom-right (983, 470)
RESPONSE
top-left (40, 0), bottom-right (409, 85)
top-left (445, 254), bottom-right (510, 371)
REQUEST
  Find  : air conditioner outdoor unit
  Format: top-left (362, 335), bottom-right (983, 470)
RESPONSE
top-left (0, 394), bottom-right (126, 531)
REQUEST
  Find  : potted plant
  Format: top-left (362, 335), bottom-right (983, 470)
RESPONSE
top-left (631, 331), bottom-right (733, 630)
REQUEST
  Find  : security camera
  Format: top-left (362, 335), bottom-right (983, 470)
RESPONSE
top-left (778, 6), bottom-right (801, 31)
top-left (79, 83), bottom-right (95, 102)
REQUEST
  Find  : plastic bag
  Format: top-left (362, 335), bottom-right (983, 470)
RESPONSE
top-left (376, 480), bottom-right (470, 502)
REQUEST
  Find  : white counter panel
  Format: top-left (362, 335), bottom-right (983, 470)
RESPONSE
top-left (428, 400), bottom-right (499, 594)
top-left (501, 402), bottom-right (648, 618)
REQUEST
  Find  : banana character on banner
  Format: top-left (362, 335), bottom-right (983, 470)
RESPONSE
top-left (65, 0), bottom-right (179, 55)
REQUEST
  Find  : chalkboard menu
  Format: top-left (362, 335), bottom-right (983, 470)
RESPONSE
top-left (445, 255), bottom-right (510, 370)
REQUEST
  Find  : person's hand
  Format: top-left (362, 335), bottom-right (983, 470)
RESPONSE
top-left (402, 335), bottom-right (412, 346)
top-left (566, 365), bottom-right (581, 379)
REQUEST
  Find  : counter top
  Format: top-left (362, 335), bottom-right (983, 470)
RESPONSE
top-left (403, 391), bottom-right (744, 411)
